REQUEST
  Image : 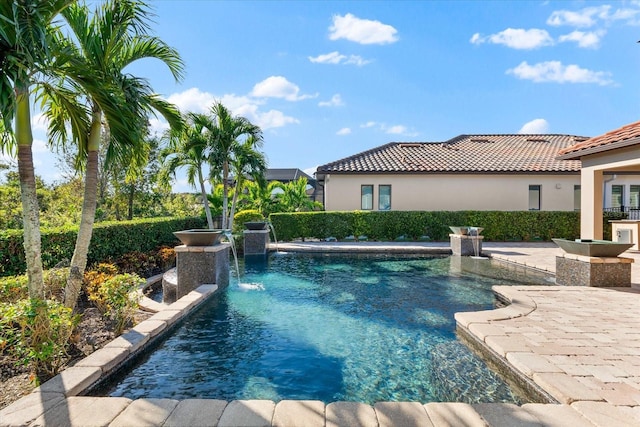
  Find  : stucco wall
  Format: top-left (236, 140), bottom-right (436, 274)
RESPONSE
top-left (322, 173), bottom-right (581, 211)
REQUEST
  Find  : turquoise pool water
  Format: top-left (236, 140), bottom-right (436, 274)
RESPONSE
top-left (103, 253), bottom-right (552, 404)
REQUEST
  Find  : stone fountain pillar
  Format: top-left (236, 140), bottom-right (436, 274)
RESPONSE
top-left (449, 226), bottom-right (484, 256)
top-left (162, 230), bottom-right (231, 303)
top-left (244, 230), bottom-right (270, 256)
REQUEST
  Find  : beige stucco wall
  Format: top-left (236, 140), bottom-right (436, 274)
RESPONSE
top-left (323, 173), bottom-right (580, 211)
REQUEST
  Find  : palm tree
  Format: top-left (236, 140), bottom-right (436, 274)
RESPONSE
top-left (280, 177), bottom-right (321, 212)
top-left (44, 0), bottom-right (184, 309)
top-left (227, 137), bottom-right (267, 230)
top-left (0, 0), bottom-right (75, 298)
top-left (244, 179), bottom-right (285, 219)
top-left (202, 101), bottom-right (263, 229)
top-left (161, 113), bottom-right (215, 229)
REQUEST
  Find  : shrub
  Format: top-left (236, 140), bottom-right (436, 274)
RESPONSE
top-left (0, 216), bottom-right (206, 277)
top-left (0, 298), bottom-right (80, 382)
top-left (85, 271), bottom-right (142, 335)
top-left (233, 209), bottom-right (264, 232)
top-left (269, 210), bottom-right (585, 242)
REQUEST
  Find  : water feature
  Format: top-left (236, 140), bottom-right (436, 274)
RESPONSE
top-left (222, 229), bottom-right (240, 280)
top-left (98, 253), bottom-right (552, 404)
top-left (267, 220), bottom-right (279, 253)
top-left (469, 227), bottom-right (488, 260)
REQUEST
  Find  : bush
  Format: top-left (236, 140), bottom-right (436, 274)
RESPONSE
top-left (233, 209), bottom-right (264, 232)
top-left (0, 216), bottom-right (206, 277)
top-left (0, 298), bottom-right (80, 382)
top-left (85, 270), bottom-right (143, 335)
top-left (269, 210), bottom-right (586, 242)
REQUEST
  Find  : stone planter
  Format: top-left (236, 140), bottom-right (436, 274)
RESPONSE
top-left (552, 238), bottom-right (632, 257)
top-left (244, 221), bottom-right (268, 230)
top-left (173, 229), bottom-right (224, 246)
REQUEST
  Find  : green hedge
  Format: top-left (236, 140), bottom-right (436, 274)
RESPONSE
top-left (269, 210), bottom-right (624, 242)
top-left (0, 217), bottom-right (206, 277)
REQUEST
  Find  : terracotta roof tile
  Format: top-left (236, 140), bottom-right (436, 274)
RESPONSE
top-left (317, 134), bottom-right (583, 174)
top-left (558, 120), bottom-right (640, 157)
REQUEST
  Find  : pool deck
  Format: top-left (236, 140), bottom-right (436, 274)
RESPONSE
top-left (3, 242), bottom-right (640, 426)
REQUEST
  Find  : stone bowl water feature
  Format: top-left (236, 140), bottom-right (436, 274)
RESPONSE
top-left (449, 226), bottom-right (484, 236)
top-left (173, 229), bottom-right (224, 246)
top-left (552, 238), bottom-right (633, 257)
top-left (244, 221), bottom-right (268, 230)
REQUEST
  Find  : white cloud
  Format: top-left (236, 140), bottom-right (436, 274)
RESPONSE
top-left (329, 13), bottom-right (398, 45)
top-left (318, 94), bottom-right (344, 107)
top-left (148, 117), bottom-right (169, 137)
top-left (31, 113), bottom-right (49, 133)
top-left (336, 127), bottom-right (351, 135)
top-left (547, 5), bottom-right (640, 28)
top-left (167, 87), bottom-right (216, 113)
top-left (253, 109), bottom-right (299, 130)
top-left (309, 51), bottom-right (371, 66)
top-left (506, 61), bottom-right (614, 85)
top-left (519, 119), bottom-right (550, 134)
top-left (385, 125), bottom-right (407, 135)
top-left (558, 30), bottom-right (604, 49)
top-left (32, 138), bottom-right (49, 153)
top-left (164, 87), bottom-right (299, 131)
top-left (360, 121), bottom-right (378, 128)
top-left (251, 76), bottom-right (317, 101)
top-left (470, 28), bottom-right (553, 49)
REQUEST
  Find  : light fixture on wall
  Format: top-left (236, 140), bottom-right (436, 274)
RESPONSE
top-left (556, 183), bottom-right (562, 189)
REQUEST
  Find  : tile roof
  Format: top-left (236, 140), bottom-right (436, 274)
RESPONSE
top-left (317, 134), bottom-right (584, 174)
top-left (557, 120), bottom-right (640, 159)
top-left (265, 168), bottom-right (314, 182)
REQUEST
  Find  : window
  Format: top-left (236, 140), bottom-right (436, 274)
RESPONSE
top-left (528, 185), bottom-right (541, 210)
top-left (378, 185), bottom-right (391, 210)
top-left (574, 185), bottom-right (581, 211)
top-left (612, 185), bottom-right (624, 209)
top-left (361, 185), bottom-right (373, 210)
top-left (631, 185), bottom-right (640, 209)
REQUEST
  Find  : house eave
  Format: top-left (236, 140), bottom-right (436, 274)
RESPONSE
top-left (557, 136), bottom-right (640, 160)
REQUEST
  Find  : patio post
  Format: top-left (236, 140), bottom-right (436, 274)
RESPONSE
top-left (580, 167), bottom-right (603, 240)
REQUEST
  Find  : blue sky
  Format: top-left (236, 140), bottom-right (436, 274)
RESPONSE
top-left (15, 1), bottom-right (640, 191)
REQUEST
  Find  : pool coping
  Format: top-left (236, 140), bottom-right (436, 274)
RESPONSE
top-left (1, 245), bottom-right (635, 426)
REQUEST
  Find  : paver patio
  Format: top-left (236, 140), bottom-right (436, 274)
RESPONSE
top-left (2, 242), bottom-right (640, 426)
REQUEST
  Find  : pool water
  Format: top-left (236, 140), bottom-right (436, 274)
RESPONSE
top-left (102, 253), bottom-right (552, 404)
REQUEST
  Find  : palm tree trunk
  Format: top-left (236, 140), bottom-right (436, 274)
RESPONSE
top-left (127, 184), bottom-right (134, 220)
top-left (64, 109), bottom-right (101, 309)
top-left (222, 161), bottom-right (229, 229)
top-left (228, 179), bottom-right (241, 231)
top-left (15, 85), bottom-right (44, 299)
top-left (198, 169), bottom-right (214, 229)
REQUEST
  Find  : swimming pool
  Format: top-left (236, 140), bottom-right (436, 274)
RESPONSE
top-left (101, 253), bottom-right (552, 404)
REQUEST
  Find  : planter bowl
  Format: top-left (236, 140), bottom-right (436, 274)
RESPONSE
top-left (449, 226), bottom-right (484, 236)
top-left (244, 221), bottom-right (268, 231)
top-left (173, 229), bottom-right (224, 246)
top-left (552, 238), bottom-right (633, 257)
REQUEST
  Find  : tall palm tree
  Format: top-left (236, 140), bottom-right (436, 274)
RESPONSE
top-left (0, 0), bottom-right (75, 298)
top-left (161, 113), bottom-right (215, 229)
top-left (201, 101), bottom-right (262, 229)
top-left (227, 136), bottom-right (267, 230)
top-left (45, 0), bottom-right (184, 309)
top-left (245, 179), bottom-right (285, 218)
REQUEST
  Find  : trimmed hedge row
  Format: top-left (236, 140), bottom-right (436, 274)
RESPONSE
top-left (269, 210), bottom-right (624, 242)
top-left (0, 217), bottom-right (206, 277)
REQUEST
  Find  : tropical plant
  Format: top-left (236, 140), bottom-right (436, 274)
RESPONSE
top-left (243, 179), bottom-right (285, 218)
top-left (43, 0), bottom-right (183, 309)
top-left (227, 136), bottom-right (267, 230)
top-left (202, 101), bottom-right (263, 229)
top-left (279, 177), bottom-right (322, 212)
top-left (0, 0), bottom-right (76, 298)
top-left (161, 113), bottom-right (215, 228)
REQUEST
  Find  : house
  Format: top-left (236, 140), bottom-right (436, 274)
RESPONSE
top-left (557, 120), bottom-right (640, 239)
top-left (315, 134), bottom-right (588, 212)
top-left (265, 168), bottom-right (321, 203)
